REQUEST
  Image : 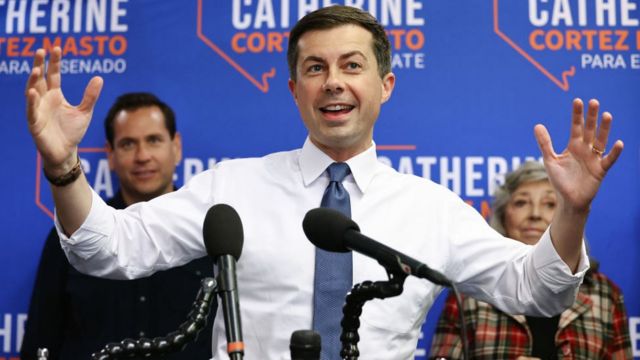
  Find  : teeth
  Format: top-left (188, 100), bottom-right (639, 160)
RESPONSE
top-left (324, 104), bottom-right (351, 111)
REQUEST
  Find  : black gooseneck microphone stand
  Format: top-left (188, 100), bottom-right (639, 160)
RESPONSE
top-left (90, 277), bottom-right (217, 360)
top-left (338, 253), bottom-right (470, 360)
top-left (339, 252), bottom-right (408, 359)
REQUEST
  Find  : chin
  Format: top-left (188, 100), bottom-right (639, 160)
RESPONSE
top-left (132, 185), bottom-right (162, 196)
top-left (521, 237), bottom-right (540, 246)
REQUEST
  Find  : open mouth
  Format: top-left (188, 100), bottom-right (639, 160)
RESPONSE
top-left (319, 104), bottom-right (355, 115)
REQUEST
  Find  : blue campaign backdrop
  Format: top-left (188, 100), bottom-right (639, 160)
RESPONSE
top-left (1, 1), bottom-right (638, 358)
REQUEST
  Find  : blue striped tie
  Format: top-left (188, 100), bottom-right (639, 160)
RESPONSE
top-left (313, 162), bottom-right (352, 360)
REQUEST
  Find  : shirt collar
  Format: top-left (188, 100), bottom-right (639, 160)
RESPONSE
top-left (299, 137), bottom-right (378, 194)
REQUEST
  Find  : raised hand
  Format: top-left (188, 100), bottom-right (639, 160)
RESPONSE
top-left (25, 46), bottom-right (103, 175)
top-left (534, 98), bottom-right (624, 213)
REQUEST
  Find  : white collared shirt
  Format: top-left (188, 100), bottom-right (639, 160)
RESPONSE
top-left (58, 138), bottom-right (587, 359)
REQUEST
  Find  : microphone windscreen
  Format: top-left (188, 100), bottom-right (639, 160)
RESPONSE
top-left (290, 330), bottom-right (321, 359)
top-left (302, 208), bottom-right (359, 253)
top-left (202, 204), bottom-right (244, 260)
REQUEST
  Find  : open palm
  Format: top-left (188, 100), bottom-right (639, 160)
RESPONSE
top-left (26, 47), bottom-right (103, 168)
top-left (535, 99), bottom-right (623, 212)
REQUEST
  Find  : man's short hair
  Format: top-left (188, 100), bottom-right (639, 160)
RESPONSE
top-left (287, 5), bottom-right (392, 81)
top-left (104, 92), bottom-right (176, 147)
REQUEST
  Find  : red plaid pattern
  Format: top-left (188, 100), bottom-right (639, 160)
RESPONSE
top-left (429, 271), bottom-right (632, 359)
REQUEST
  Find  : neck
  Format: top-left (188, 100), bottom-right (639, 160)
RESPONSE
top-left (120, 191), bottom-right (142, 207)
top-left (120, 185), bottom-right (174, 206)
top-left (310, 138), bottom-right (372, 162)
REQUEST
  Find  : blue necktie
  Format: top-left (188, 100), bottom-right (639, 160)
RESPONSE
top-left (313, 162), bottom-right (352, 360)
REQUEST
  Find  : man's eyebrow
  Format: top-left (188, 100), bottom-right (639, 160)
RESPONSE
top-left (301, 55), bottom-right (325, 64)
top-left (301, 51), bottom-right (368, 64)
top-left (339, 50), bottom-right (367, 61)
top-left (116, 136), bottom-right (136, 145)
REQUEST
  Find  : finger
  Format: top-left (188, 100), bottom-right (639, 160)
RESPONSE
top-left (601, 140), bottom-right (624, 171)
top-left (46, 47), bottom-right (62, 89)
top-left (26, 88), bottom-right (41, 126)
top-left (28, 49), bottom-right (47, 95)
top-left (569, 98), bottom-right (584, 142)
top-left (593, 111), bottom-right (612, 153)
top-left (583, 99), bottom-right (599, 145)
top-left (77, 76), bottom-right (104, 113)
top-left (534, 124), bottom-right (556, 161)
top-left (25, 65), bottom-right (42, 96)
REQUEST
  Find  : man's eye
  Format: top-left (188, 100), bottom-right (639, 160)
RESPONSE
top-left (308, 64), bottom-right (323, 72)
top-left (347, 62), bottom-right (361, 69)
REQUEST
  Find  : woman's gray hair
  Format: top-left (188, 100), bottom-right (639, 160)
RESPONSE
top-left (489, 161), bottom-right (549, 236)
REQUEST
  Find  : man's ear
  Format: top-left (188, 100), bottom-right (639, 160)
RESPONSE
top-left (380, 72), bottom-right (396, 104)
top-left (288, 79), bottom-right (299, 106)
top-left (172, 132), bottom-right (183, 165)
top-left (106, 141), bottom-right (115, 170)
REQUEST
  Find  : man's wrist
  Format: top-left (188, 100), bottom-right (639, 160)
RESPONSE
top-left (43, 156), bottom-right (83, 187)
top-left (556, 198), bottom-right (590, 218)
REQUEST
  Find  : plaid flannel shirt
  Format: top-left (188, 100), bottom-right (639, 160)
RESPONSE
top-left (429, 271), bottom-right (632, 359)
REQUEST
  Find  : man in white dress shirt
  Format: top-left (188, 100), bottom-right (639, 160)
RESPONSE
top-left (24, 6), bottom-right (623, 359)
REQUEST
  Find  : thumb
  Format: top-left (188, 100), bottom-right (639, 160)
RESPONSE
top-left (534, 124), bottom-right (556, 161)
top-left (77, 76), bottom-right (104, 113)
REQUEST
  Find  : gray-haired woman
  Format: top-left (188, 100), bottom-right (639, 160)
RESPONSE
top-left (430, 161), bottom-right (632, 359)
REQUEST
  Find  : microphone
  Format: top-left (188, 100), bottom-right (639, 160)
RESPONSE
top-left (203, 204), bottom-right (245, 360)
top-left (302, 208), bottom-right (452, 287)
top-left (290, 330), bottom-right (321, 360)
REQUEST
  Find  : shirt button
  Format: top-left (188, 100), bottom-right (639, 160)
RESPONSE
top-left (195, 270), bottom-right (202, 276)
top-left (139, 296), bottom-right (146, 302)
top-left (139, 331), bottom-right (145, 337)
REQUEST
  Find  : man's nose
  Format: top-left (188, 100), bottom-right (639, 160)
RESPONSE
top-left (322, 68), bottom-right (344, 93)
top-left (134, 144), bottom-right (152, 162)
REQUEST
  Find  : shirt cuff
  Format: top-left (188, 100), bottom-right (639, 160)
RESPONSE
top-left (532, 227), bottom-right (589, 294)
top-left (55, 190), bottom-right (115, 260)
